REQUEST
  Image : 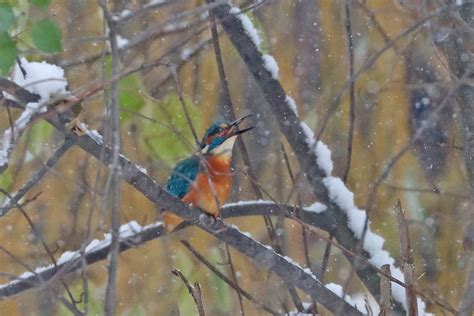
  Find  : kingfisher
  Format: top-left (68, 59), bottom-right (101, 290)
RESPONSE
top-left (164, 114), bottom-right (254, 231)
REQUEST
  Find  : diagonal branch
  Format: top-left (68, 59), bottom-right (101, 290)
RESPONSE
top-left (209, 1), bottom-right (403, 310)
top-left (0, 81), bottom-right (363, 313)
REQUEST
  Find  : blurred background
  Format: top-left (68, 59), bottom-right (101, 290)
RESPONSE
top-left (0, 0), bottom-right (472, 314)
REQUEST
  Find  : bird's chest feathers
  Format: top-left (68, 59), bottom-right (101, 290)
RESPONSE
top-left (182, 156), bottom-right (233, 214)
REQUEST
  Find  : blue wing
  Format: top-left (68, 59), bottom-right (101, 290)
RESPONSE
top-left (166, 155), bottom-right (201, 198)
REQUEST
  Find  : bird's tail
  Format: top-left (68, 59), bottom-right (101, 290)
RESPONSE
top-left (163, 212), bottom-right (183, 232)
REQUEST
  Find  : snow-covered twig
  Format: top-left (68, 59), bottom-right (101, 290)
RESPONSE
top-left (0, 59), bottom-right (69, 172)
top-left (0, 220), bottom-right (164, 298)
top-left (0, 202), bottom-right (361, 314)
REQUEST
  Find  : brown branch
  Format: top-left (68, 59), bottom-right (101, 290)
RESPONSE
top-left (208, 2), bottom-right (399, 309)
top-left (0, 137), bottom-right (75, 217)
top-left (342, 0), bottom-right (356, 183)
top-left (379, 264), bottom-right (393, 316)
top-left (171, 269), bottom-right (205, 316)
top-left (181, 240), bottom-right (279, 315)
top-left (98, 1), bottom-right (122, 315)
top-left (394, 200), bottom-right (417, 316)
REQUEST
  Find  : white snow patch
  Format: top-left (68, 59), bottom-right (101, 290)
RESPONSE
top-left (229, 224), bottom-right (253, 238)
top-left (116, 35), bottom-right (129, 49)
top-left (113, 9), bottom-right (131, 20)
top-left (286, 95), bottom-right (299, 117)
top-left (229, 7), bottom-right (261, 49)
top-left (77, 122), bottom-right (104, 145)
top-left (262, 54), bottom-right (279, 79)
top-left (304, 201), bottom-right (327, 214)
top-left (315, 141), bottom-right (333, 176)
top-left (322, 177), bottom-right (366, 237)
top-left (180, 47), bottom-right (192, 60)
top-left (146, 0), bottom-right (165, 7)
top-left (0, 58), bottom-right (69, 167)
top-left (351, 292), bottom-right (380, 315)
top-left (0, 220), bottom-right (164, 290)
top-left (324, 283), bottom-right (367, 313)
top-left (136, 164), bottom-right (148, 175)
top-left (223, 199), bottom-right (272, 207)
top-left (300, 122), bottom-right (333, 176)
top-left (10, 58), bottom-right (69, 104)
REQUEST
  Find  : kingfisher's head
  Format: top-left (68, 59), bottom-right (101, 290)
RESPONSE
top-left (200, 114), bottom-right (253, 157)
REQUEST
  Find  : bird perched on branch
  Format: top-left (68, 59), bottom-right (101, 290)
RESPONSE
top-left (164, 114), bottom-right (254, 231)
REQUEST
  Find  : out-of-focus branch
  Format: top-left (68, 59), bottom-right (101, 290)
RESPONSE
top-left (0, 202), bottom-right (361, 314)
top-left (0, 83), bottom-right (361, 313)
top-left (209, 1), bottom-right (399, 309)
top-left (181, 240), bottom-right (279, 315)
top-left (171, 269), bottom-right (205, 316)
top-left (379, 264), bottom-right (393, 316)
top-left (99, 1), bottom-right (122, 315)
top-left (431, 3), bottom-right (474, 315)
top-left (0, 137), bottom-right (75, 217)
top-left (394, 200), bottom-right (417, 316)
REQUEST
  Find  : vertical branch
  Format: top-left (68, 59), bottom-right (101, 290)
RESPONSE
top-left (225, 243), bottom-right (245, 315)
top-left (459, 255), bottom-right (474, 316)
top-left (394, 200), bottom-right (417, 316)
top-left (206, 1), bottom-right (302, 311)
top-left (181, 240), bottom-right (280, 315)
top-left (342, 0), bottom-right (355, 183)
top-left (379, 264), bottom-right (393, 316)
top-left (99, 1), bottom-right (122, 315)
top-left (172, 269), bottom-right (205, 316)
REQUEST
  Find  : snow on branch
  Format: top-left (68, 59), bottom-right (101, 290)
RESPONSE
top-left (211, 2), bottom-right (431, 314)
top-left (0, 201), bottom-right (362, 314)
top-left (0, 220), bottom-right (165, 298)
top-left (0, 91), bottom-right (365, 314)
top-left (0, 58), bottom-right (70, 171)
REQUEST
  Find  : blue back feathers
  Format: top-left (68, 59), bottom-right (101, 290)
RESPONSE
top-left (167, 120), bottom-right (233, 198)
top-left (166, 155), bottom-right (201, 198)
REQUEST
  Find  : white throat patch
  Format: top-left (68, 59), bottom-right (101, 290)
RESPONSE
top-left (210, 135), bottom-right (237, 157)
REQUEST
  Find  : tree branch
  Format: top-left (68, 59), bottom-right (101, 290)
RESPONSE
top-left (209, 2), bottom-right (404, 310)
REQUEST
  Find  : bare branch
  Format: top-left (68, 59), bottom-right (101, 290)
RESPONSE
top-left (394, 200), bottom-right (417, 316)
top-left (0, 137), bottom-right (75, 217)
top-left (171, 269), bottom-right (205, 316)
top-left (181, 240), bottom-right (279, 315)
top-left (98, 1), bottom-right (122, 315)
top-left (379, 264), bottom-right (393, 316)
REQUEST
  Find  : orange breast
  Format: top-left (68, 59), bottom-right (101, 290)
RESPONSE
top-left (181, 156), bottom-right (233, 215)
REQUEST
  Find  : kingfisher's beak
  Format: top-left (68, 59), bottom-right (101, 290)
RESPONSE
top-left (230, 113), bottom-right (254, 136)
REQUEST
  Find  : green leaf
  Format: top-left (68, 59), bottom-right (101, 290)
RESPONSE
top-left (141, 94), bottom-right (204, 165)
top-left (30, 0), bottom-right (51, 8)
top-left (0, 4), bottom-right (15, 32)
top-left (102, 56), bottom-right (145, 122)
top-left (119, 74), bottom-right (145, 122)
top-left (28, 121), bottom-right (54, 156)
top-left (0, 169), bottom-right (12, 205)
top-left (0, 168), bottom-right (12, 191)
top-left (32, 20), bottom-right (62, 53)
top-left (0, 32), bottom-right (16, 74)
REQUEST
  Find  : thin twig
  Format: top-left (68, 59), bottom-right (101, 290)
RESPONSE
top-left (0, 137), bottom-right (75, 217)
top-left (225, 243), bottom-right (245, 315)
top-left (342, 0), bottom-right (355, 183)
top-left (171, 269), bottom-right (205, 316)
top-left (394, 200), bottom-right (418, 316)
top-left (99, 1), bottom-right (122, 315)
top-left (181, 240), bottom-right (279, 315)
top-left (379, 264), bottom-right (393, 316)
